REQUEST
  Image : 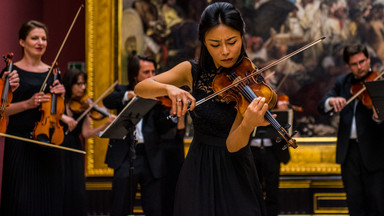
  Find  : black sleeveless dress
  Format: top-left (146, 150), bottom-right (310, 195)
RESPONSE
top-left (0, 66), bottom-right (64, 216)
top-left (173, 60), bottom-right (266, 216)
top-left (60, 111), bottom-right (87, 216)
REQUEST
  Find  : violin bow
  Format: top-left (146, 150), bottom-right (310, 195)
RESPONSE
top-left (74, 80), bottom-right (118, 124)
top-left (39, 5), bottom-right (84, 92)
top-left (0, 132), bottom-right (86, 154)
top-left (195, 36), bottom-right (326, 107)
top-left (64, 81), bottom-right (118, 135)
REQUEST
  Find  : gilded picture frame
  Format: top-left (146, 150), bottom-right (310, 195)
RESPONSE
top-left (85, 0), bottom-right (121, 177)
top-left (84, 0), bottom-right (341, 177)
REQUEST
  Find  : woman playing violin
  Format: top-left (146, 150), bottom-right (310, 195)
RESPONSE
top-left (135, 2), bottom-right (269, 216)
top-left (60, 68), bottom-right (115, 216)
top-left (0, 20), bottom-right (66, 216)
top-left (318, 44), bottom-right (384, 215)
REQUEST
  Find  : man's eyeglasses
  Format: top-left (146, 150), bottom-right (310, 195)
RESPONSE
top-left (349, 58), bottom-right (367, 67)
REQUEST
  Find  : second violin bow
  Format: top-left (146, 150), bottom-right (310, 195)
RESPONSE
top-left (40, 5), bottom-right (84, 92)
top-left (0, 132), bottom-right (86, 154)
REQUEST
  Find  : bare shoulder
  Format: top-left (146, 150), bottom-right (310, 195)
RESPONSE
top-left (154, 61), bottom-right (193, 87)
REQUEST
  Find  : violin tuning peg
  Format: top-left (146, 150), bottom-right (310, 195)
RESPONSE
top-left (284, 124), bottom-right (291, 130)
top-left (275, 137), bottom-right (282, 143)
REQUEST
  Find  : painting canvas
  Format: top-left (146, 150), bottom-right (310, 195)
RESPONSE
top-left (85, 0), bottom-right (384, 177)
top-left (121, 0), bottom-right (384, 138)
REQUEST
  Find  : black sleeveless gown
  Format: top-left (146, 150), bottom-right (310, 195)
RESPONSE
top-left (0, 66), bottom-right (64, 216)
top-left (60, 111), bottom-right (87, 216)
top-left (173, 60), bottom-right (266, 216)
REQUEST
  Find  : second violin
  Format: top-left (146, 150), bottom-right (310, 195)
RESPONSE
top-left (69, 95), bottom-right (110, 120)
top-left (33, 63), bottom-right (64, 145)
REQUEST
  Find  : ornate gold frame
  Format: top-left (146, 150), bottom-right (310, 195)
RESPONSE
top-left (84, 0), bottom-right (340, 177)
top-left (85, 0), bottom-right (121, 177)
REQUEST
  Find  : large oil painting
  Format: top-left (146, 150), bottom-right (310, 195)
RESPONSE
top-left (86, 0), bottom-right (384, 176)
top-left (121, 0), bottom-right (384, 137)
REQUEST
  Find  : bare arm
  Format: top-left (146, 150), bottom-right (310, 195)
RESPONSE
top-left (81, 114), bottom-right (116, 139)
top-left (5, 92), bottom-right (48, 116)
top-left (135, 61), bottom-right (196, 117)
top-left (226, 97), bottom-right (270, 152)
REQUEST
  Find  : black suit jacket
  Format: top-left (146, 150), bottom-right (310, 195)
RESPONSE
top-left (318, 73), bottom-right (384, 171)
top-left (103, 84), bottom-right (178, 178)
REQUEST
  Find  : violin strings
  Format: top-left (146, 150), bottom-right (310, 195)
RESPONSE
top-left (230, 72), bottom-right (282, 130)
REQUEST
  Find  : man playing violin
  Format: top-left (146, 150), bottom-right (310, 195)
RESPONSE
top-left (318, 44), bottom-right (384, 216)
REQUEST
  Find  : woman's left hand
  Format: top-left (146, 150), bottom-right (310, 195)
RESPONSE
top-left (2, 70), bottom-right (20, 92)
top-left (50, 80), bottom-right (66, 97)
top-left (242, 97), bottom-right (270, 130)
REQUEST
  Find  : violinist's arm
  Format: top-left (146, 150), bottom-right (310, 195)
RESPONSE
top-left (226, 97), bottom-right (270, 153)
top-left (61, 114), bottom-right (78, 132)
top-left (135, 61), bottom-right (193, 97)
top-left (5, 92), bottom-right (47, 116)
top-left (81, 114), bottom-right (116, 139)
top-left (135, 61), bottom-right (196, 117)
top-left (327, 97), bottom-right (347, 113)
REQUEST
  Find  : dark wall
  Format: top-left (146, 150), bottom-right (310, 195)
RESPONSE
top-left (0, 0), bottom-right (85, 72)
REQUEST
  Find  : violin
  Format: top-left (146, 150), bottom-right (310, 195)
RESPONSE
top-left (350, 70), bottom-right (384, 107)
top-left (69, 95), bottom-right (110, 120)
top-left (0, 52), bottom-right (14, 133)
top-left (33, 63), bottom-right (64, 145)
top-left (213, 57), bottom-right (297, 149)
top-left (329, 69), bottom-right (384, 115)
top-left (64, 80), bottom-right (118, 135)
top-left (164, 37), bottom-right (325, 147)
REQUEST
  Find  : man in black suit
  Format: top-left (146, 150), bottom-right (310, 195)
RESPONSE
top-left (103, 55), bottom-right (183, 216)
top-left (318, 44), bottom-right (384, 216)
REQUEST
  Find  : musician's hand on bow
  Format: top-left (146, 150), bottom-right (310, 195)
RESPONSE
top-left (166, 84), bottom-right (195, 117)
top-left (329, 97), bottom-right (347, 112)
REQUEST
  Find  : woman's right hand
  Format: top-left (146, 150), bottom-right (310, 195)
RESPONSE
top-left (165, 85), bottom-right (196, 117)
top-left (329, 97), bottom-right (346, 112)
top-left (105, 114), bottom-right (116, 126)
top-left (61, 114), bottom-right (78, 132)
top-left (28, 92), bottom-right (50, 109)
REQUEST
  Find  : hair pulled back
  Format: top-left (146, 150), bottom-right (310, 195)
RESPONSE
top-left (198, 2), bottom-right (246, 70)
top-left (19, 20), bottom-right (48, 41)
